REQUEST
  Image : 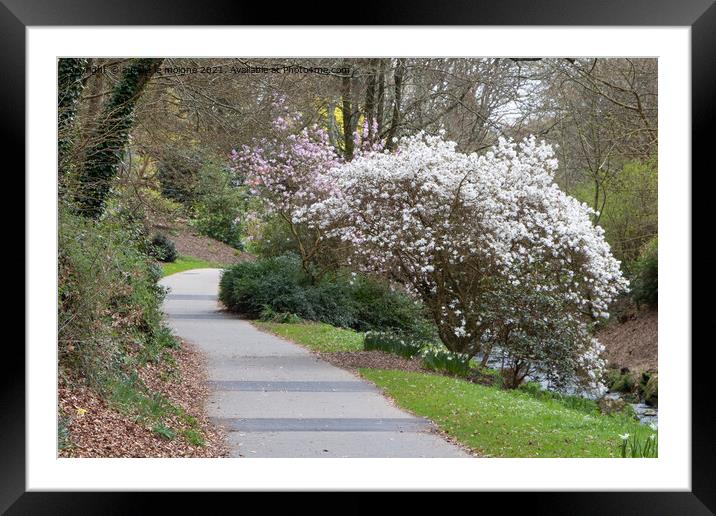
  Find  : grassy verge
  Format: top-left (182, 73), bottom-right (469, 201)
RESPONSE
top-left (253, 321), bottom-right (363, 352)
top-left (359, 369), bottom-right (655, 458)
top-left (161, 255), bottom-right (224, 277)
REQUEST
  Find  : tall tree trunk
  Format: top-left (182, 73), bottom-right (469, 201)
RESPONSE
top-left (326, 100), bottom-right (338, 148)
top-left (386, 59), bottom-right (405, 151)
top-left (58, 58), bottom-right (88, 179)
top-left (76, 58), bottom-right (163, 218)
top-left (376, 59), bottom-right (386, 134)
top-left (82, 59), bottom-right (110, 139)
top-left (363, 59), bottom-right (377, 140)
top-left (340, 61), bottom-right (354, 161)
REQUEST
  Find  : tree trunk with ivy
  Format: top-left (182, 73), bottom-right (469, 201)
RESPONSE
top-left (75, 58), bottom-right (163, 218)
top-left (58, 58), bottom-right (88, 180)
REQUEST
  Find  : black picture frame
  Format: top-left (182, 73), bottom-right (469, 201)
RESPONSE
top-left (7, 0), bottom-right (711, 512)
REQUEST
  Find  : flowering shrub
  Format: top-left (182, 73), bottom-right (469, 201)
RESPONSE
top-left (313, 132), bottom-right (628, 390)
top-left (148, 233), bottom-right (178, 263)
top-left (230, 109), bottom-right (344, 278)
top-left (232, 101), bottom-right (386, 277)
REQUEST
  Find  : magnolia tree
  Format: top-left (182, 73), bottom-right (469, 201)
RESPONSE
top-left (311, 133), bottom-right (628, 390)
top-left (231, 113), bottom-right (343, 278)
top-left (233, 111), bottom-right (383, 279)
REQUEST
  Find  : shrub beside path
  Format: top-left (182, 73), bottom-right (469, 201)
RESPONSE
top-left (160, 268), bottom-right (469, 457)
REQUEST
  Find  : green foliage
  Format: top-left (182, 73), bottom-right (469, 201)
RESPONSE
top-left (156, 151), bottom-right (202, 204)
top-left (58, 58), bottom-right (87, 178)
top-left (108, 374), bottom-right (172, 421)
top-left (572, 159), bottom-right (657, 268)
top-left (631, 237), bottom-right (658, 307)
top-left (363, 331), bottom-right (426, 359)
top-left (245, 213), bottom-right (299, 258)
top-left (244, 211), bottom-right (348, 278)
top-left (642, 372), bottom-right (658, 406)
top-left (190, 162), bottom-right (245, 249)
top-left (350, 275), bottom-right (436, 338)
top-left (75, 58), bottom-right (163, 218)
top-left (254, 321), bottom-right (363, 353)
top-left (152, 424), bottom-right (176, 440)
top-left (148, 233), bottom-right (178, 263)
top-left (619, 430), bottom-right (658, 458)
top-left (361, 369), bottom-right (655, 458)
top-left (477, 285), bottom-right (600, 390)
top-left (182, 428), bottom-right (205, 446)
top-left (58, 411), bottom-right (71, 450)
top-left (219, 254), bottom-right (337, 318)
top-left (259, 306), bottom-right (303, 324)
top-left (468, 366), bottom-right (504, 388)
top-left (106, 373), bottom-right (205, 446)
top-left (154, 326), bottom-right (180, 350)
top-left (420, 346), bottom-right (472, 377)
top-left (58, 208), bottom-right (175, 386)
top-left (518, 381), bottom-right (600, 415)
top-left (606, 369), bottom-right (638, 394)
top-left (219, 254), bottom-right (431, 335)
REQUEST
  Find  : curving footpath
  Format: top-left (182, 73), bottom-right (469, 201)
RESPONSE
top-left (160, 268), bottom-right (468, 458)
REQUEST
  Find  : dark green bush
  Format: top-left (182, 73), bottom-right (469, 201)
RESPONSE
top-left (219, 254), bottom-right (432, 335)
top-left (219, 255), bottom-right (356, 327)
top-left (363, 331), bottom-right (427, 358)
top-left (631, 237), bottom-right (657, 308)
top-left (349, 275), bottom-right (435, 338)
top-left (259, 305), bottom-right (303, 324)
top-left (148, 233), bottom-right (178, 263)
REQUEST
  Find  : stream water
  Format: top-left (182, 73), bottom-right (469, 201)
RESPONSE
top-left (477, 353), bottom-right (658, 428)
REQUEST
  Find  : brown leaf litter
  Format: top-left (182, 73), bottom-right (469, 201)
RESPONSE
top-left (316, 350), bottom-right (427, 373)
top-left (58, 341), bottom-right (228, 458)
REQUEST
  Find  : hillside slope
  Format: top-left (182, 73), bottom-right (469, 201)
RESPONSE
top-left (152, 220), bottom-right (253, 265)
top-left (599, 308), bottom-right (658, 372)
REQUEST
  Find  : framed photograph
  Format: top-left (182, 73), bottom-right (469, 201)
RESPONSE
top-left (10, 0), bottom-right (711, 511)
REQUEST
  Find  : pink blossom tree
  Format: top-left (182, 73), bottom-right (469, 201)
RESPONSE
top-left (232, 106), bottom-right (385, 279)
top-left (231, 111), bottom-right (345, 279)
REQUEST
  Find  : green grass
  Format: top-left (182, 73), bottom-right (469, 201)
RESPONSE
top-left (161, 256), bottom-right (223, 277)
top-left (253, 321), bottom-right (363, 352)
top-left (359, 369), bottom-right (656, 458)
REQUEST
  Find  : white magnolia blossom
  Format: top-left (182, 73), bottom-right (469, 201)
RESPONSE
top-left (310, 132), bottom-right (628, 388)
